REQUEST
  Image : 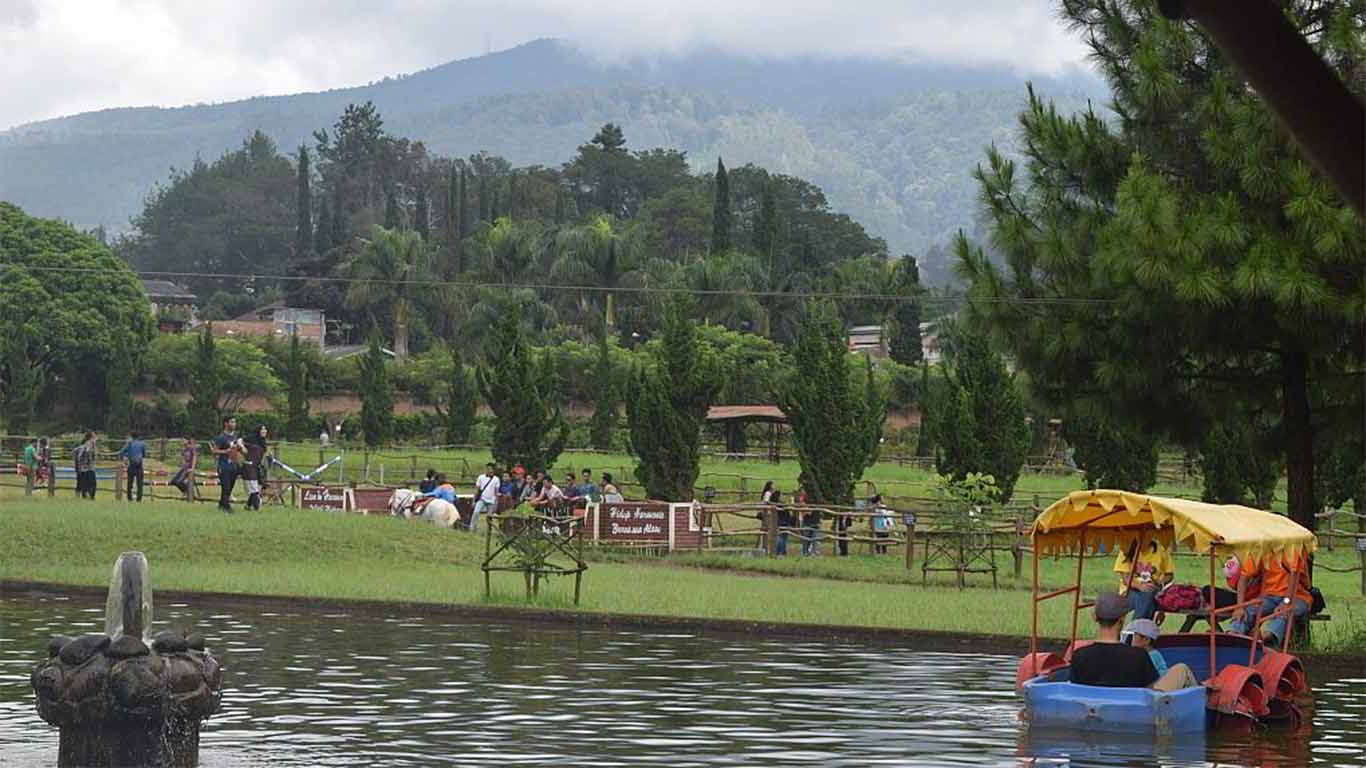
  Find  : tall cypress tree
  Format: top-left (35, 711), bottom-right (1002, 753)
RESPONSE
top-left (927, 324), bottom-right (1029, 503)
top-left (477, 174), bottom-right (490, 223)
top-left (414, 185), bottom-right (429, 240)
top-left (589, 332), bottom-right (617, 450)
top-left (458, 168), bottom-right (471, 238)
top-left (754, 182), bottom-right (778, 266)
top-left (438, 345), bottom-right (477, 445)
top-left (104, 341), bottom-right (134, 437)
top-left (330, 183), bottom-right (348, 250)
top-left (778, 301), bottom-right (886, 506)
top-left (358, 332), bottom-right (393, 447)
top-left (476, 303), bottom-right (568, 469)
top-left (887, 255), bottom-right (923, 366)
top-left (711, 157), bottom-right (731, 254)
top-left (294, 146), bottom-right (313, 260)
top-left (626, 299), bottom-right (719, 501)
top-left (188, 324), bottom-right (221, 438)
top-left (286, 332), bottom-right (311, 440)
top-left (313, 195), bottom-right (333, 255)
top-left (384, 189), bottom-right (401, 230)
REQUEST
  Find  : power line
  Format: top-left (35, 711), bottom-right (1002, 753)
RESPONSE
top-left (9, 263), bottom-right (1119, 307)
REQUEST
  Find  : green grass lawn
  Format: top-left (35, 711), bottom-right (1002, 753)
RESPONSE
top-left (3, 497), bottom-right (1362, 652)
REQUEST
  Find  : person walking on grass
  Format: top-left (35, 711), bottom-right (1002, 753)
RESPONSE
top-left (470, 463), bottom-right (500, 532)
top-left (21, 437), bottom-right (38, 494)
top-left (210, 416), bottom-right (240, 513)
top-left (73, 431), bottom-right (98, 499)
top-left (119, 432), bottom-right (148, 502)
top-left (171, 434), bottom-right (197, 497)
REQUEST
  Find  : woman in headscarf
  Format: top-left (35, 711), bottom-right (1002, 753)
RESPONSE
top-left (241, 425), bottom-right (271, 510)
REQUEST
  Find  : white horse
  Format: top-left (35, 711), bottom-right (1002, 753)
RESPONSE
top-left (389, 488), bottom-right (461, 529)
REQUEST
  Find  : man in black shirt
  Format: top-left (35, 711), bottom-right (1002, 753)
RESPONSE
top-left (1071, 592), bottom-right (1199, 691)
top-left (210, 416), bottom-right (240, 513)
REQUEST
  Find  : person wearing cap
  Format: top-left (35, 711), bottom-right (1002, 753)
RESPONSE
top-left (1070, 592), bottom-right (1198, 691)
top-left (1122, 618), bottom-right (1169, 676)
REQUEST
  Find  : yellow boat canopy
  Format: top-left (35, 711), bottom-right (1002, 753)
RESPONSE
top-left (1032, 490), bottom-right (1317, 566)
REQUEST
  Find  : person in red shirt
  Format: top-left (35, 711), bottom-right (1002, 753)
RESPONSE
top-left (1230, 553), bottom-right (1312, 646)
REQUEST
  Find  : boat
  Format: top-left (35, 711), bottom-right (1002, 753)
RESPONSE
top-left (1016, 490), bottom-right (1316, 733)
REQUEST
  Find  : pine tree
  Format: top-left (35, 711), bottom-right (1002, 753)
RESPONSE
top-left (458, 168), bottom-right (471, 237)
top-left (313, 195), bottom-right (333, 255)
top-left (626, 299), bottom-right (719, 501)
top-left (438, 345), bottom-right (477, 445)
top-left (104, 341), bottom-right (134, 437)
top-left (384, 189), bottom-right (401, 230)
top-left (477, 174), bottom-right (490, 223)
top-left (188, 324), bottom-right (221, 437)
top-left (754, 182), bottom-right (778, 266)
top-left (476, 303), bottom-right (568, 470)
top-left (414, 185), bottom-right (429, 240)
top-left (589, 332), bottom-right (617, 450)
top-left (445, 166), bottom-right (463, 274)
top-left (294, 146), bottom-right (312, 260)
top-left (956, 0), bottom-right (1365, 529)
top-left (1060, 410), bottom-right (1158, 492)
top-left (778, 301), bottom-right (886, 505)
top-left (711, 157), bottom-right (731, 254)
top-left (330, 183), bottom-right (348, 250)
top-left (887, 255), bottom-right (923, 366)
top-left (285, 332), bottom-right (311, 440)
top-left (357, 332), bottom-right (393, 447)
top-left (927, 324), bottom-right (1029, 503)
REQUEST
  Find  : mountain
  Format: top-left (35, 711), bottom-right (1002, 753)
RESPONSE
top-left (0, 39), bottom-right (1106, 280)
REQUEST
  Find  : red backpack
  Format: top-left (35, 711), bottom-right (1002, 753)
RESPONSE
top-left (1156, 584), bottom-right (1203, 612)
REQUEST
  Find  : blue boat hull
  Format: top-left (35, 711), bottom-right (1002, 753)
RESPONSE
top-left (1022, 680), bottom-right (1208, 734)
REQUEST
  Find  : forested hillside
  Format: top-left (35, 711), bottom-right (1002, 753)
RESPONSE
top-left (0, 39), bottom-right (1103, 281)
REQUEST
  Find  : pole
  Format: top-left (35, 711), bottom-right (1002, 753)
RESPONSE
top-left (1208, 547), bottom-right (1217, 677)
top-left (904, 521), bottom-right (915, 571)
top-left (1069, 528), bottom-right (1087, 648)
top-left (1030, 532), bottom-right (1039, 678)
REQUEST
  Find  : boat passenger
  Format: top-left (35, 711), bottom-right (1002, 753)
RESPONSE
top-left (1230, 554), bottom-right (1311, 646)
top-left (1070, 592), bottom-right (1197, 692)
top-left (1114, 539), bottom-right (1174, 620)
top-left (1122, 618), bottom-right (1168, 676)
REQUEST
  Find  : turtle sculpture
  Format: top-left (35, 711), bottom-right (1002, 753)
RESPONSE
top-left (31, 552), bottom-right (223, 767)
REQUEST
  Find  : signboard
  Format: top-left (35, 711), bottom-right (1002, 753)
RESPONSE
top-left (301, 486), bottom-right (347, 511)
top-left (600, 502), bottom-right (671, 542)
top-left (351, 487), bottom-right (397, 514)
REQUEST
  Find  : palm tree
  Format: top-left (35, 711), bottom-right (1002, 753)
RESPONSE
top-left (549, 216), bottom-right (645, 329)
top-left (682, 250), bottom-right (764, 331)
top-left (346, 225), bottom-right (428, 359)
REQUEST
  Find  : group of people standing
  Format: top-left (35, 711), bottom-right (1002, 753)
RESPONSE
top-left (414, 463), bottom-right (623, 531)
top-left (759, 481), bottom-right (896, 557)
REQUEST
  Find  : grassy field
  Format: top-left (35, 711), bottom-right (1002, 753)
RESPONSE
top-left (3, 497), bottom-right (1362, 652)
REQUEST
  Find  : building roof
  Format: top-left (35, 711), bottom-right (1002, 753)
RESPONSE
top-left (141, 279), bottom-right (198, 302)
top-left (705, 405), bottom-right (788, 424)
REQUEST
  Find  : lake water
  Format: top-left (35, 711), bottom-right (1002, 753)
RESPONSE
top-left (1, 590), bottom-right (1362, 766)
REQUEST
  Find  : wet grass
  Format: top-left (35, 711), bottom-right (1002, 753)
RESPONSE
top-left (2, 497), bottom-right (1361, 652)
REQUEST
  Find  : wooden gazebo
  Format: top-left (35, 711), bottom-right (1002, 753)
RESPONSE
top-left (705, 405), bottom-right (788, 463)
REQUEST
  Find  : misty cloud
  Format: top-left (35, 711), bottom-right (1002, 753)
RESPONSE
top-left (0, 1), bottom-right (1089, 130)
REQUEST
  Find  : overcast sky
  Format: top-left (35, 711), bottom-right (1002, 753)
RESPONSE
top-left (0, 1), bottom-right (1089, 131)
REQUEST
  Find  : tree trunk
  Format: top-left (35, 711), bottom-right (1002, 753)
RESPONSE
top-left (394, 300), bottom-right (409, 360)
top-left (1281, 342), bottom-right (1316, 531)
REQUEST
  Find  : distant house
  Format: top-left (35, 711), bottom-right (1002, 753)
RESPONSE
top-left (209, 304), bottom-right (326, 348)
top-left (141, 280), bottom-right (199, 333)
top-left (846, 325), bottom-right (887, 358)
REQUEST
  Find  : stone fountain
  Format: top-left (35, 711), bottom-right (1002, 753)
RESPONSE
top-left (31, 552), bottom-right (223, 767)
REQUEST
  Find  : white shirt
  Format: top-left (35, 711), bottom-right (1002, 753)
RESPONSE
top-left (474, 473), bottom-right (499, 504)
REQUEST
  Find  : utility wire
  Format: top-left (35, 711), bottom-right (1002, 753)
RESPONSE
top-left (9, 264), bottom-right (1119, 307)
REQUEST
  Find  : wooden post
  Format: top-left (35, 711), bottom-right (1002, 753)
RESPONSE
top-left (114, 465), bottom-right (124, 501)
top-left (410, 455), bottom-right (417, 483)
top-left (159, 438), bottom-right (167, 463)
top-left (904, 522), bottom-right (915, 571)
top-left (47, 463), bottom-right (56, 497)
top-left (765, 507), bottom-right (778, 557)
